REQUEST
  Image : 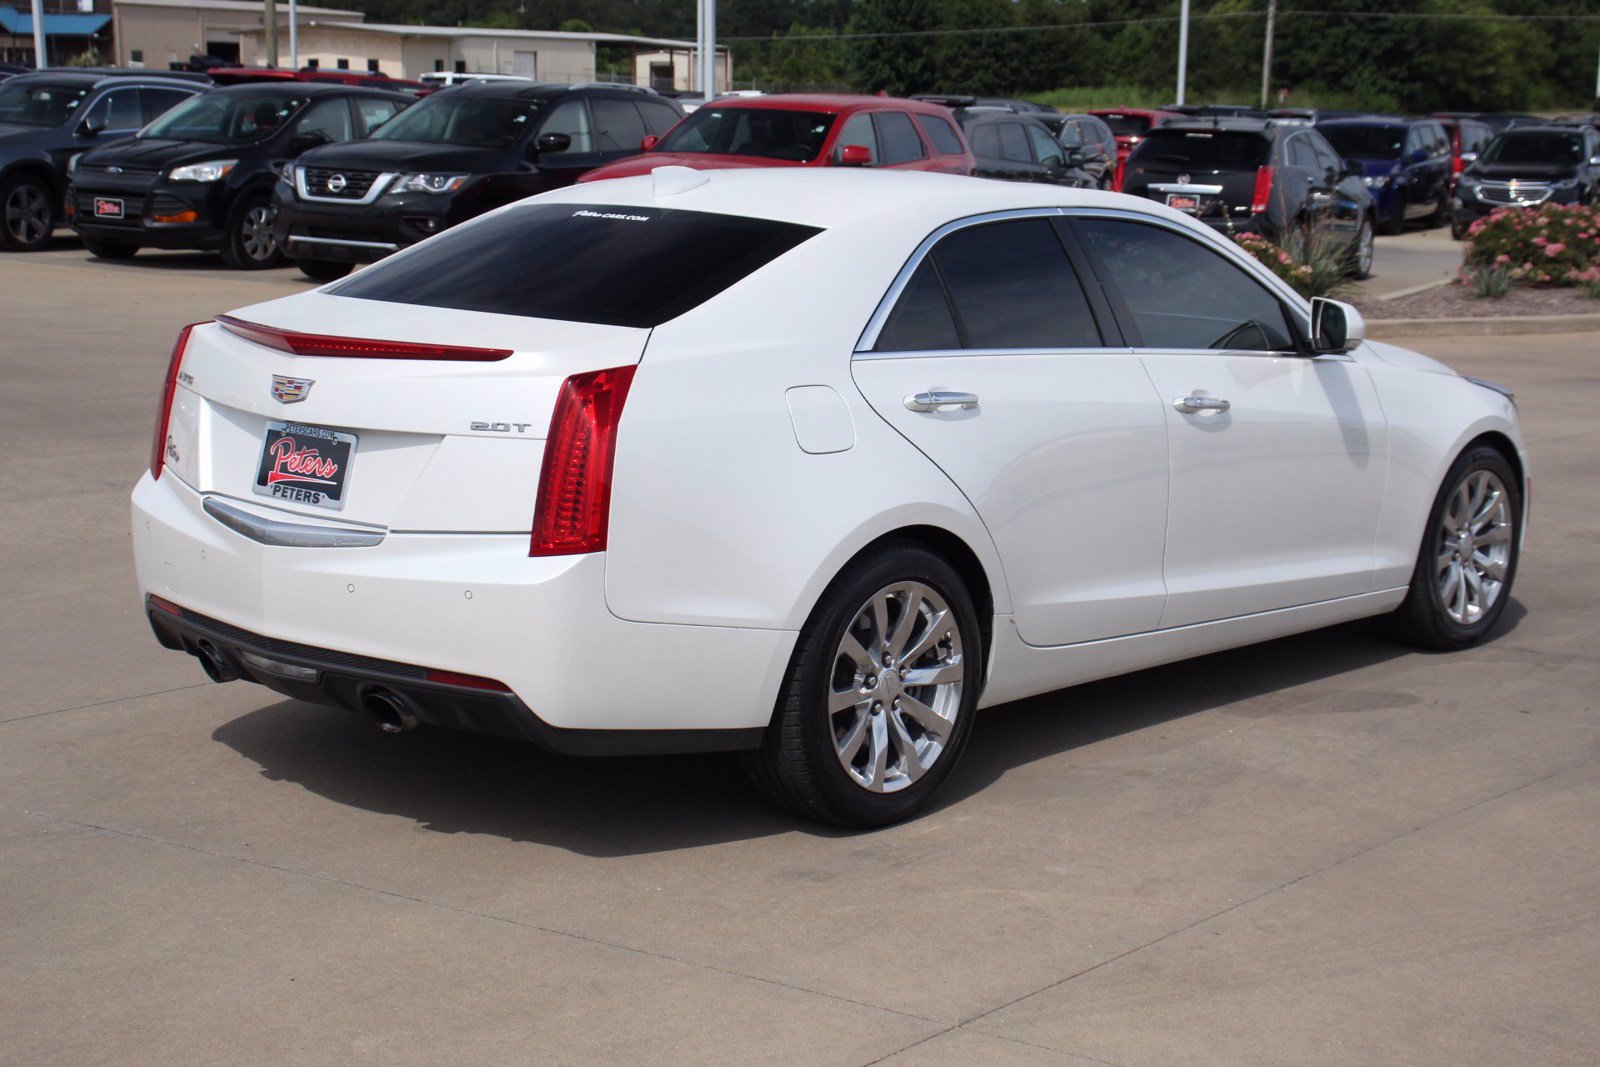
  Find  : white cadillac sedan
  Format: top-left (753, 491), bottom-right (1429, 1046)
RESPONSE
top-left (132, 168), bottom-right (1526, 827)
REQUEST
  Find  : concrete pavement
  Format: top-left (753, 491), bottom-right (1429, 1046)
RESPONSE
top-left (1, 242), bottom-right (1596, 1065)
top-left (1350, 224), bottom-right (1464, 300)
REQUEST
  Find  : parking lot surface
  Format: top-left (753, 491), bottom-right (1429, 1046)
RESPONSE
top-left (2, 242), bottom-right (1596, 1065)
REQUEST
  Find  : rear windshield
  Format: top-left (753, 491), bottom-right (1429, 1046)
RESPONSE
top-left (330, 203), bottom-right (821, 328)
top-left (655, 107), bottom-right (836, 162)
top-left (1129, 129), bottom-right (1270, 169)
top-left (142, 89), bottom-right (309, 144)
top-left (1481, 132), bottom-right (1585, 166)
top-left (1096, 113), bottom-right (1151, 138)
top-left (1318, 125), bottom-right (1404, 160)
top-left (369, 94), bottom-right (539, 147)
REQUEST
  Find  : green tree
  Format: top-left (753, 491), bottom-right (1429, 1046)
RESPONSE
top-left (847, 0), bottom-right (943, 95)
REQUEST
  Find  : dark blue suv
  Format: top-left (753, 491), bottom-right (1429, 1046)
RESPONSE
top-left (1317, 116), bottom-right (1452, 234)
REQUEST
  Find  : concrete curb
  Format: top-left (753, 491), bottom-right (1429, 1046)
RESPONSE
top-left (1366, 313), bottom-right (1600, 339)
top-left (1373, 277), bottom-right (1455, 302)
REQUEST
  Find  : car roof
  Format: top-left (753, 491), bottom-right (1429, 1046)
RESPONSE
top-left (537, 167), bottom-right (1170, 232)
top-left (1316, 115), bottom-right (1428, 128)
top-left (1154, 117), bottom-right (1280, 135)
top-left (206, 81), bottom-right (411, 99)
top-left (687, 94), bottom-right (953, 116)
top-left (1494, 125), bottom-right (1586, 137)
top-left (1, 70), bottom-right (202, 90)
top-left (439, 81), bottom-right (667, 101)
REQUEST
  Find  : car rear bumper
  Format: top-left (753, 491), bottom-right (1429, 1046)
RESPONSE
top-left (131, 471), bottom-right (795, 749)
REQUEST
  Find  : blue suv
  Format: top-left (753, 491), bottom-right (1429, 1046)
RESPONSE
top-left (1317, 116), bottom-right (1452, 234)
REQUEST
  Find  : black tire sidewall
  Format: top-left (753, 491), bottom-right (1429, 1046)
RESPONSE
top-left (223, 195), bottom-right (282, 270)
top-left (1411, 446), bottom-right (1522, 646)
top-left (791, 547), bottom-right (983, 828)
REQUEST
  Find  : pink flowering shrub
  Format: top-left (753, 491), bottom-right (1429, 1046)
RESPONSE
top-left (1463, 203), bottom-right (1600, 287)
top-left (1233, 231), bottom-right (1331, 297)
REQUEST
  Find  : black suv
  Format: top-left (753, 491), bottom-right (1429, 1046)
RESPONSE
top-left (68, 83), bottom-right (412, 268)
top-left (948, 107), bottom-right (1093, 187)
top-left (272, 81), bottom-right (684, 280)
top-left (1122, 118), bottom-right (1376, 277)
top-left (1453, 125), bottom-right (1600, 234)
top-left (0, 71), bottom-right (203, 252)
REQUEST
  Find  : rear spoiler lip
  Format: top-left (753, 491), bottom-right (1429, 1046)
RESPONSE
top-left (215, 314), bottom-right (515, 362)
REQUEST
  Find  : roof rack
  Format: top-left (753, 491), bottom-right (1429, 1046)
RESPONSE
top-left (565, 82), bottom-right (659, 95)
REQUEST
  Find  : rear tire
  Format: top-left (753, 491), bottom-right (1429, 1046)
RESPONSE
top-left (742, 541), bottom-right (983, 828)
top-left (296, 257), bottom-right (352, 282)
top-left (81, 235), bottom-right (139, 259)
top-left (1385, 445), bottom-right (1521, 650)
top-left (1346, 214), bottom-right (1375, 279)
top-left (0, 173), bottom-right (57, 252)
top-left (220, 196), bottom-right (283, 270)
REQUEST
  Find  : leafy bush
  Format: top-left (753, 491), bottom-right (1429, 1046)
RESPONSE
top-left (1463, 204), bottom-right (1600, 287)
top-left (1464, 264), bottom-right (1513, 299)
top-left (1232, 231), bottom-right (1353, 299)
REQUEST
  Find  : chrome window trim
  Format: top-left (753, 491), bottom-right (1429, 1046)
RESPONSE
top-left (294, 166), bottom-right (398, 205)
top-left (854, 205), bottom-right (1313, 357)
top-left (855, 345), bottom-right (1135, 363)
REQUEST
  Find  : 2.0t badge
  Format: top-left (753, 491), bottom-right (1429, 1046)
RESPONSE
top-left (271, 374), bottom-right (314, 403)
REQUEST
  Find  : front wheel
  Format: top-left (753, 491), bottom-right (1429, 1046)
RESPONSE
top-left (220, 198), bottom-right (283, 269)
top-left (742, 542), bottom-right (983, 828)
top-left (295, 257), bottom-right (352, 282)
top-left (0, 173), bottom-right (57, 252)
top-left (1346, 215), bottom-right (1375, 279)
top-left (1385, 445), bottom-right (1521, 650)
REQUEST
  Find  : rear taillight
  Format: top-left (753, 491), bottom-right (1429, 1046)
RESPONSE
top-left (424, 668), bottom-right (511, 692)
top-left (1451, 155), bottom-right (1465, 177)
top-left (216, 315), bottom-right (513, 362)
top-left (529, 365), bottom-right (637, 557)
top-left (152, 322), bottom-right (205, 480)
top-left (1250, 165), bottom-right (1276, 214)
top-left (1113, 156), bottom-right (1127, 192)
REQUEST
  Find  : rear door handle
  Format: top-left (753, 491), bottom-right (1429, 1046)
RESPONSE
top-left (905, 391), bottom-right (980, 413)
top-left (1173, 395), bottom-right (1231, 414)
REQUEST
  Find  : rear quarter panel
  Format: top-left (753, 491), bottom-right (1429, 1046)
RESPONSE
top-left (602, 217), bottom-right (1010, 630)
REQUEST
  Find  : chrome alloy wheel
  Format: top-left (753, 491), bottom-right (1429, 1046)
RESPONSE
top-left (829, 581), bottom-right (964, 793)
top-left (1356, 219), bottom-right (1375, 276)
top-left (4, 182), bottom-right (50, 246)
top-left (1436, 469), bottom-right (1513, 626)
top-left (240, 204), bottom-right (278, 261)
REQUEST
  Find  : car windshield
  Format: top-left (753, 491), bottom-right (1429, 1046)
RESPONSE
top-left (1129, 129), bottom-right (1269, 169)
top-left (1096, 113), bottom-right (1152, 138)
top-left (141, 89), bottom-right (309, 144)
top-left (655, 107), bottom-right (836, 162)
top-left (368, 94), bottom-right (539, 147)
top-left (330, 202), bottom-right (822, 328)
top-left (1481, 132), bottom-right (1584, 166)
top-left (0, 80), bottom-right (91, 127)
top-left (1319, 125), bottom-right (1405, 160)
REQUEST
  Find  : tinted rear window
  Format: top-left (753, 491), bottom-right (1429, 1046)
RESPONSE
top-left (1130, 129), bottom-right (1270, 169)
top-left (1318, 124), bottom-right (1405, 160)
top-left (1096, 113), bottom-right (1151, 138)
top-left (916, 114), bottom-right (964, 154)
top-left (329, 203), bottom-right (821, 328)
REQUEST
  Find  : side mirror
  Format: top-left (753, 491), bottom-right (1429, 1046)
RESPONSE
top-left (290, 130), bottom-right (331, 153)
top-left (78, 116), bottom-right (105, 138)
top-left (1342, 159), bottom-right (1363, 179)
top-left (1407, 148), bottom-right (1429, 164)
top-left (1308, 297), bottom-right (1365, 355)
top-left (1590, 155), bottom-right (1600, 167)
top-left (1066, 149), bottom-right (1086, 168)
top-left (1459, 151), bottom-right (1478, 164)
top-left (836, 143), bottom-right (873, 167)
top-left (534, 131), bottom-right (572, 154)
top-left (640, 134), bottom-right (660, 152)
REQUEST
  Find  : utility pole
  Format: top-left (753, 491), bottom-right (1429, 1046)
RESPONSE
top-left (1176, 0), bottom-right (1190, 106)
top-left (1260, 0), bottom-right (1278, 110)
top-left (697, 0), bottom-right (716, 98)
top-left (30, 0), bottom-right (47, 68)
top-left (289, 0), bottom-right (298, 69)
top-left (265, 0), bottom-right (278, 68)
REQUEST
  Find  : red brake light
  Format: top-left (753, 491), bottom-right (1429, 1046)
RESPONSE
top-left (1251, 165), bottom-right (1277, 215)
top-left (152, 322), bottom-right (205, 480)
top-left (529, 365), bottom-right (637, 557)
top-left (216, 314), bottom-right (512, 362)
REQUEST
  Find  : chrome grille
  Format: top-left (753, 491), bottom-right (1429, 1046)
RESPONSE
top-left (1476, 181), bottom-right (1552, 206)
top-left (302, 168), bottom-right (382, 199)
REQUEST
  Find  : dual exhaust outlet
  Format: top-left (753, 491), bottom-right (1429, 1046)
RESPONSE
top-left (191, 639), bottom-right (417, 733)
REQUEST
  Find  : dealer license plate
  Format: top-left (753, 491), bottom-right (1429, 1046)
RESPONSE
top-left (93, 197), bottom-right (124, 219)
top-left (252, 422), bottom-right (357, 511)
top-left (1165, 193), bottom-right (1200, 213)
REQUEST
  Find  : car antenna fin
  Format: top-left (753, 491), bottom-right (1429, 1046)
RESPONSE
top-left (651, 165), bottom-right (711, 197)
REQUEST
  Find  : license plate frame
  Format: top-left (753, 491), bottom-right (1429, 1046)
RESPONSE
top-left (252, 421), bottom-right (357, 511)
top-left (93, 196), bottom-right (124, 219)
top-left (1165, 193), bottom-right (1201, 213)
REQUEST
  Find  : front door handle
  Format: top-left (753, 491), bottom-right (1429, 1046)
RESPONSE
top-left (1173, 395), bottom-right (1231, 414)
top-left (905, 391), bottom-right (980, 413)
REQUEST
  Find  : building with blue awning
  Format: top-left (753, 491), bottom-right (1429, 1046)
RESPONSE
top-left (0, 5), bottom-right (113, 66)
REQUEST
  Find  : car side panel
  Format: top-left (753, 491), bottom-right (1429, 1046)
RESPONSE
top-left (603, 222), bottom-right (1011, 632)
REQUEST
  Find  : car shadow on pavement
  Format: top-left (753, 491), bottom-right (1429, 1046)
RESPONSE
top-left (210, 602), bottom-right (1525, 857)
